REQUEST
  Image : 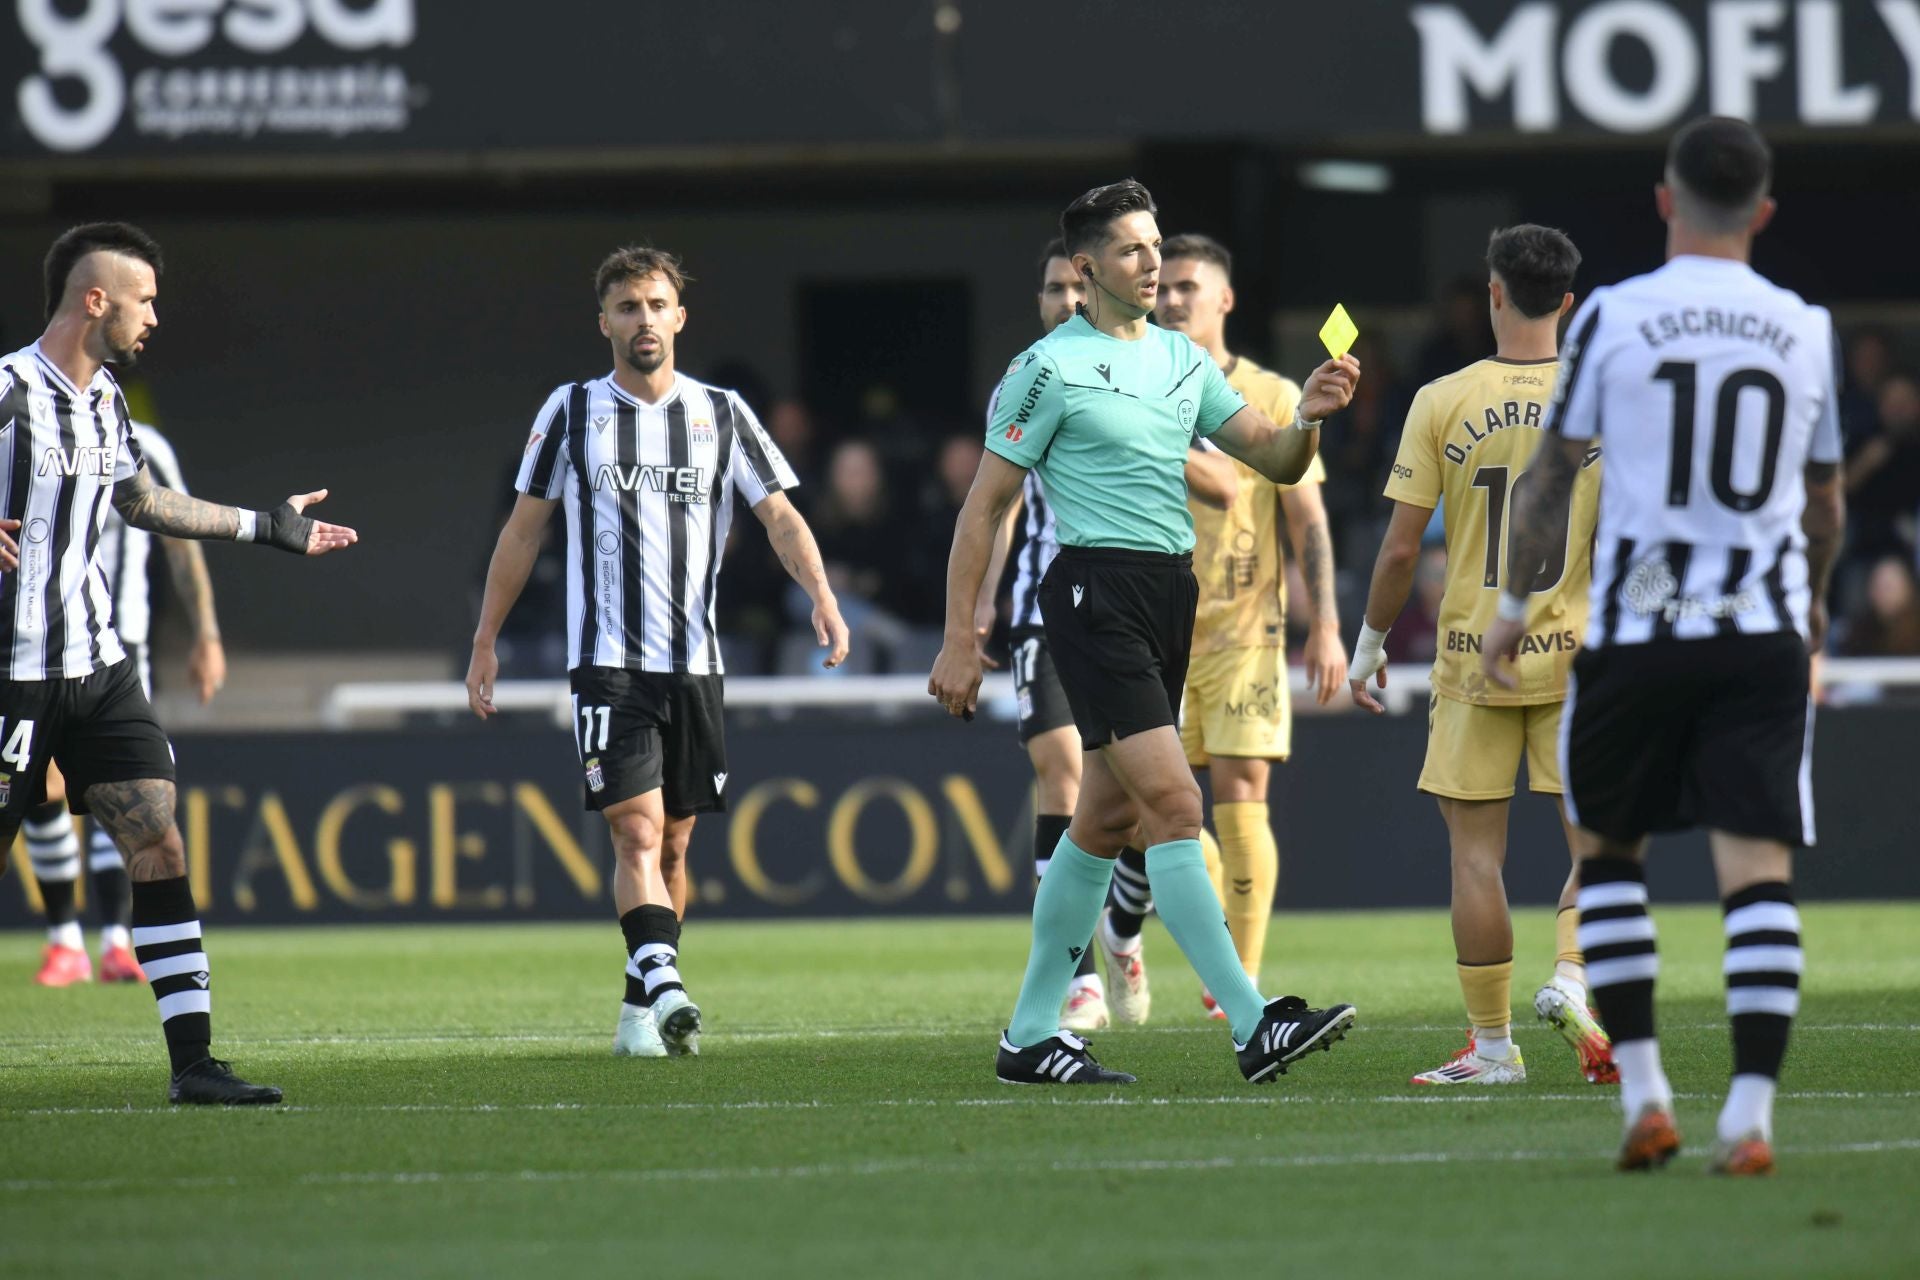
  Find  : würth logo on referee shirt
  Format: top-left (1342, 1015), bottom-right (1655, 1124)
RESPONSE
top-left (38, 446), bottom-right (115, 477)
top-left (593, 464), bottom-right (710, 501)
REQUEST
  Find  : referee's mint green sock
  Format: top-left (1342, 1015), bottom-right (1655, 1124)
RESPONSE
top-left (1147, 839), bottom-right (1266, 1041)
top-left (1006, 836), bottom-right (1116, 1048)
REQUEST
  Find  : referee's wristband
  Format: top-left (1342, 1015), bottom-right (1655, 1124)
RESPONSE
top-left (1495, 591), bottom-right (1529, 623)
top-left (1292, 408), bottom-right (1324, 431)
top-left (233, 508), bottom-right (261, 543)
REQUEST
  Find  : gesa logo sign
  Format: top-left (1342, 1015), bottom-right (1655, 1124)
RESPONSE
top-left (16, 0), bottom-right (417, 154)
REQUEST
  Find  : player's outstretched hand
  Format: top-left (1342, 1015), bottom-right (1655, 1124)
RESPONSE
top-left (1299, 354), bottom-right (1361, 422)
top-left (465, 646), bottom-right (499, 720)
top-left (0, 518), bottom-right (18, 572)
top-left (928, 640), bottom-right (983, 722)
top-left (282, 490), bottom-right (359, 555)
top-left (1481, 614), bottom-right (1527, 691)
top-left (814, 597), bottom-right (851, 669)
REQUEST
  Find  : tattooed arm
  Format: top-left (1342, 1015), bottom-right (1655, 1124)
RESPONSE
top-left (751, 490), bottom-right (849, 669)
top-left (1279, 479), bottom-right (1346, 706)
top-left (112, 465), bottom-right (357, 554)
top-left (1482, 434), bottom-right (1586, 689)
top-left (1802, 460), bottom-right (1846, 653)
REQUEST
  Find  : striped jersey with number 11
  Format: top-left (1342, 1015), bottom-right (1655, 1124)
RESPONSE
top-left (0, 343), bottom-right (147, 681)
top-left (1545, 256), bottom-right (1842, 650)
top-left (515, 372), bottom-right (797, 675)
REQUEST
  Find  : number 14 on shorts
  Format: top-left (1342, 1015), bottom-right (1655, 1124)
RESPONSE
top-left (0, 717), bottom-right (37, 804)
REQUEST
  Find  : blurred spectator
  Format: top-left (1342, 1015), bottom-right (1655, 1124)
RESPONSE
top-left (900, 434), bottom-right (983, 625)
top-left (1839, 555), bottom-right (1920, 656)
top-left (1412, 276), bottom-right (1494, 390)
top-left (799, 439), bottom-right (916, 668)
top-left (1846, 373), bottom-right (1920, 565)
top-left (1840, 327), bottom-right (1893, 445)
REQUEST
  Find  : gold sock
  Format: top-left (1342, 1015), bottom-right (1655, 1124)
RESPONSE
top-left (1215, 801), bottom-right (1278, 981)
top-left (1457, 959), bottom-right (1514, 1038)
top-left (1554, 907), bottom-right (1586, 990)
top-left (1198, 826), bottom-right (1226, 906)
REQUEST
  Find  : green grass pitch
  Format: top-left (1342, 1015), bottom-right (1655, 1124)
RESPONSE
top-left (2, 904), bottom-right (1915, 1278)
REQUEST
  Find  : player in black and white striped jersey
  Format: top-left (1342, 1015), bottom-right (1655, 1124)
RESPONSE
top-left (1, 221), bottom-right (358, 1105)
top-left (975, 239), bottom-right (1235, 1033)
top-left (467, 245), bottom-right (848, 1061)
top-left (1485, 118), bottom-right (1845, 1176)
top-left (26, 419), bottom-right (227, 989)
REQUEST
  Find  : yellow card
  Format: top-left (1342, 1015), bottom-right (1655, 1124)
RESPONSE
top-left (1319, 304), bottom-right (1359, 360)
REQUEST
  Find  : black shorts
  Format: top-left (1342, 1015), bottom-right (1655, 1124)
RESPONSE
top-left (1039, 547), bottom-right (1198, 752)
top-left (1009, 625), bottom-right (1074, 743)
top-left (569, 667), bottom-right (727, 816)
top-left (0, 658), bottom-right (175, 823)
top-left (1562, 632), bottom-right (1814, 846)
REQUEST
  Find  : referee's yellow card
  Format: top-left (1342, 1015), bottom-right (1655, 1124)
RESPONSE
top-left (1319, 304), bottom-right (1359, 360)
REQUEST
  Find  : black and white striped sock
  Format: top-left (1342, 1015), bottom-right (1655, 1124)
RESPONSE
top-left (88, 826), bottom-right (133, 949)
top-left (26, 801), bottom-right (81, 947)
top-left (1578, 858), bottom-right (1670, 1116)
top-left (131, 876), bottom-right (212, 1075)
top-left (1105, 847), bottom-right (1153, 940)
top-left (1719, 882), bottom-right (1802, 1141)
top-left (619, 904), bottom-right (684, 1011)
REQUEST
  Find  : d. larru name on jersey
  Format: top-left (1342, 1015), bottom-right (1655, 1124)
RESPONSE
top-left (593, 463), bottom-right (709, 502)
top-left (1442, 400), bottom-right (1544, 464)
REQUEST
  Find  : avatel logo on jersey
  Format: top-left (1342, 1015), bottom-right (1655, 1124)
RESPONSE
top-left (15, 0), bottom-right (421, 154)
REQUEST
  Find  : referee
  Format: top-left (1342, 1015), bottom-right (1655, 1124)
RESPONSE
top-left (467, 245), bottom-right (848, 1061)
top-left (930, 181), bottom-right (1362, 1085)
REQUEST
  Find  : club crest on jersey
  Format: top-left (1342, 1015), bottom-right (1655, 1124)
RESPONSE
top-left (0, 773), bottom-right (10, 807)
top-left (692, 417), bottom-right (716, 444)
top-left (585, 757), bottom-right (605, 793)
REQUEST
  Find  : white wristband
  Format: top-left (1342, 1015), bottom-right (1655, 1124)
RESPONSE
top-left (233, 508), bottom-right (258, 543)
top-left (1495, 592), bottom-right (1529, 622)
top-left (1292, 408), bottom-right (1324, 431)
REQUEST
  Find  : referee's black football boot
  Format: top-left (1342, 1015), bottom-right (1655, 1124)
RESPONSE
top-left (996, 1030), bottom-right (1137, 1085)
top-left (1235, 996), bottom-right (1358, 1083)
top-left (168, 1057), bottom-right (284, 1106)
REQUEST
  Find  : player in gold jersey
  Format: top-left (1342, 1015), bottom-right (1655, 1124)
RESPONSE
top-left (1093, 233), bottom-right (1347, 1020)
top-left (1349, 226), bottom-right (1616, 1086)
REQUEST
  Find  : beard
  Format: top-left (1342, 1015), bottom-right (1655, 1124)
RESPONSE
top-left (621, 336), bottom-right (667, 373)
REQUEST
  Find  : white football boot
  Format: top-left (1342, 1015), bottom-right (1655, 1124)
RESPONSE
top-left (613, 1004), bottom-right (667, 1058)
top-left (1095, 910), bottom-right (1151, 1024)
top-left (651, 988), bottom-right (702, 1057)
top-left (1409, 1032), bottom-right (1527, 1085)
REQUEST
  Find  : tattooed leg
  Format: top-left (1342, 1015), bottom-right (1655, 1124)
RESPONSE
top-left (85, 778), bottom-right (185, 882)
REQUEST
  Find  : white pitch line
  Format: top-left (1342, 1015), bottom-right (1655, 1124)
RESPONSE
top-left (0, 1022), bottom-right (1911, 1054)
top-left (16, 1089), bottom-right (1917, 1118)
top-left (3, 1137), bottom-right (1916, 1194)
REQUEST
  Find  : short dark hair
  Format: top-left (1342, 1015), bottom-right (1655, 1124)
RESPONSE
top-left (44, 222), bottom-right (162, 321)
top-left (595, 244), bottom-right (691, 303)
top-left (1485, 224), bottom-right (1581, 319)
top-left (1667, 115), bottom-right (1772, 232)
top-left (1160, 233), bottom-right (1233, 281)
top-left (1037, 237), bottom-right (1069, 286)
top-left (1059, 179), bottom-right (1157, 259)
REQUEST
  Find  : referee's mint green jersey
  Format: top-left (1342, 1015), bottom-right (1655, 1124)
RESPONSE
top-left (986, 313), bottom-right (1245, 554)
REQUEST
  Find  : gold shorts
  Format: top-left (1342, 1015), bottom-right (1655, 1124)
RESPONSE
top-left (1418, 693), bottom-right (1563, 800)
top-left (1180, 646), bottom-right (1291, 767)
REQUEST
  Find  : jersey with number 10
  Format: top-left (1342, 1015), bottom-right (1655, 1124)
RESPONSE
top-left (1385, 357), bottom-right (1600, 706)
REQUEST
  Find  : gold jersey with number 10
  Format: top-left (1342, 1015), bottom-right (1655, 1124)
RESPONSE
top-left (1383, 357), bottom-right (1601, 706)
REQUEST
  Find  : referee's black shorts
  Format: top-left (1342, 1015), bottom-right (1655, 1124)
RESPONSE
top-left (0, 658), bottom-right (175, 824)
top-left (1561, 632), bottom-right (1814, 847)
top-left (1039, 546), bottom-right (1198, 752)
top-left (569, 666), bottom-right (728, 817)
